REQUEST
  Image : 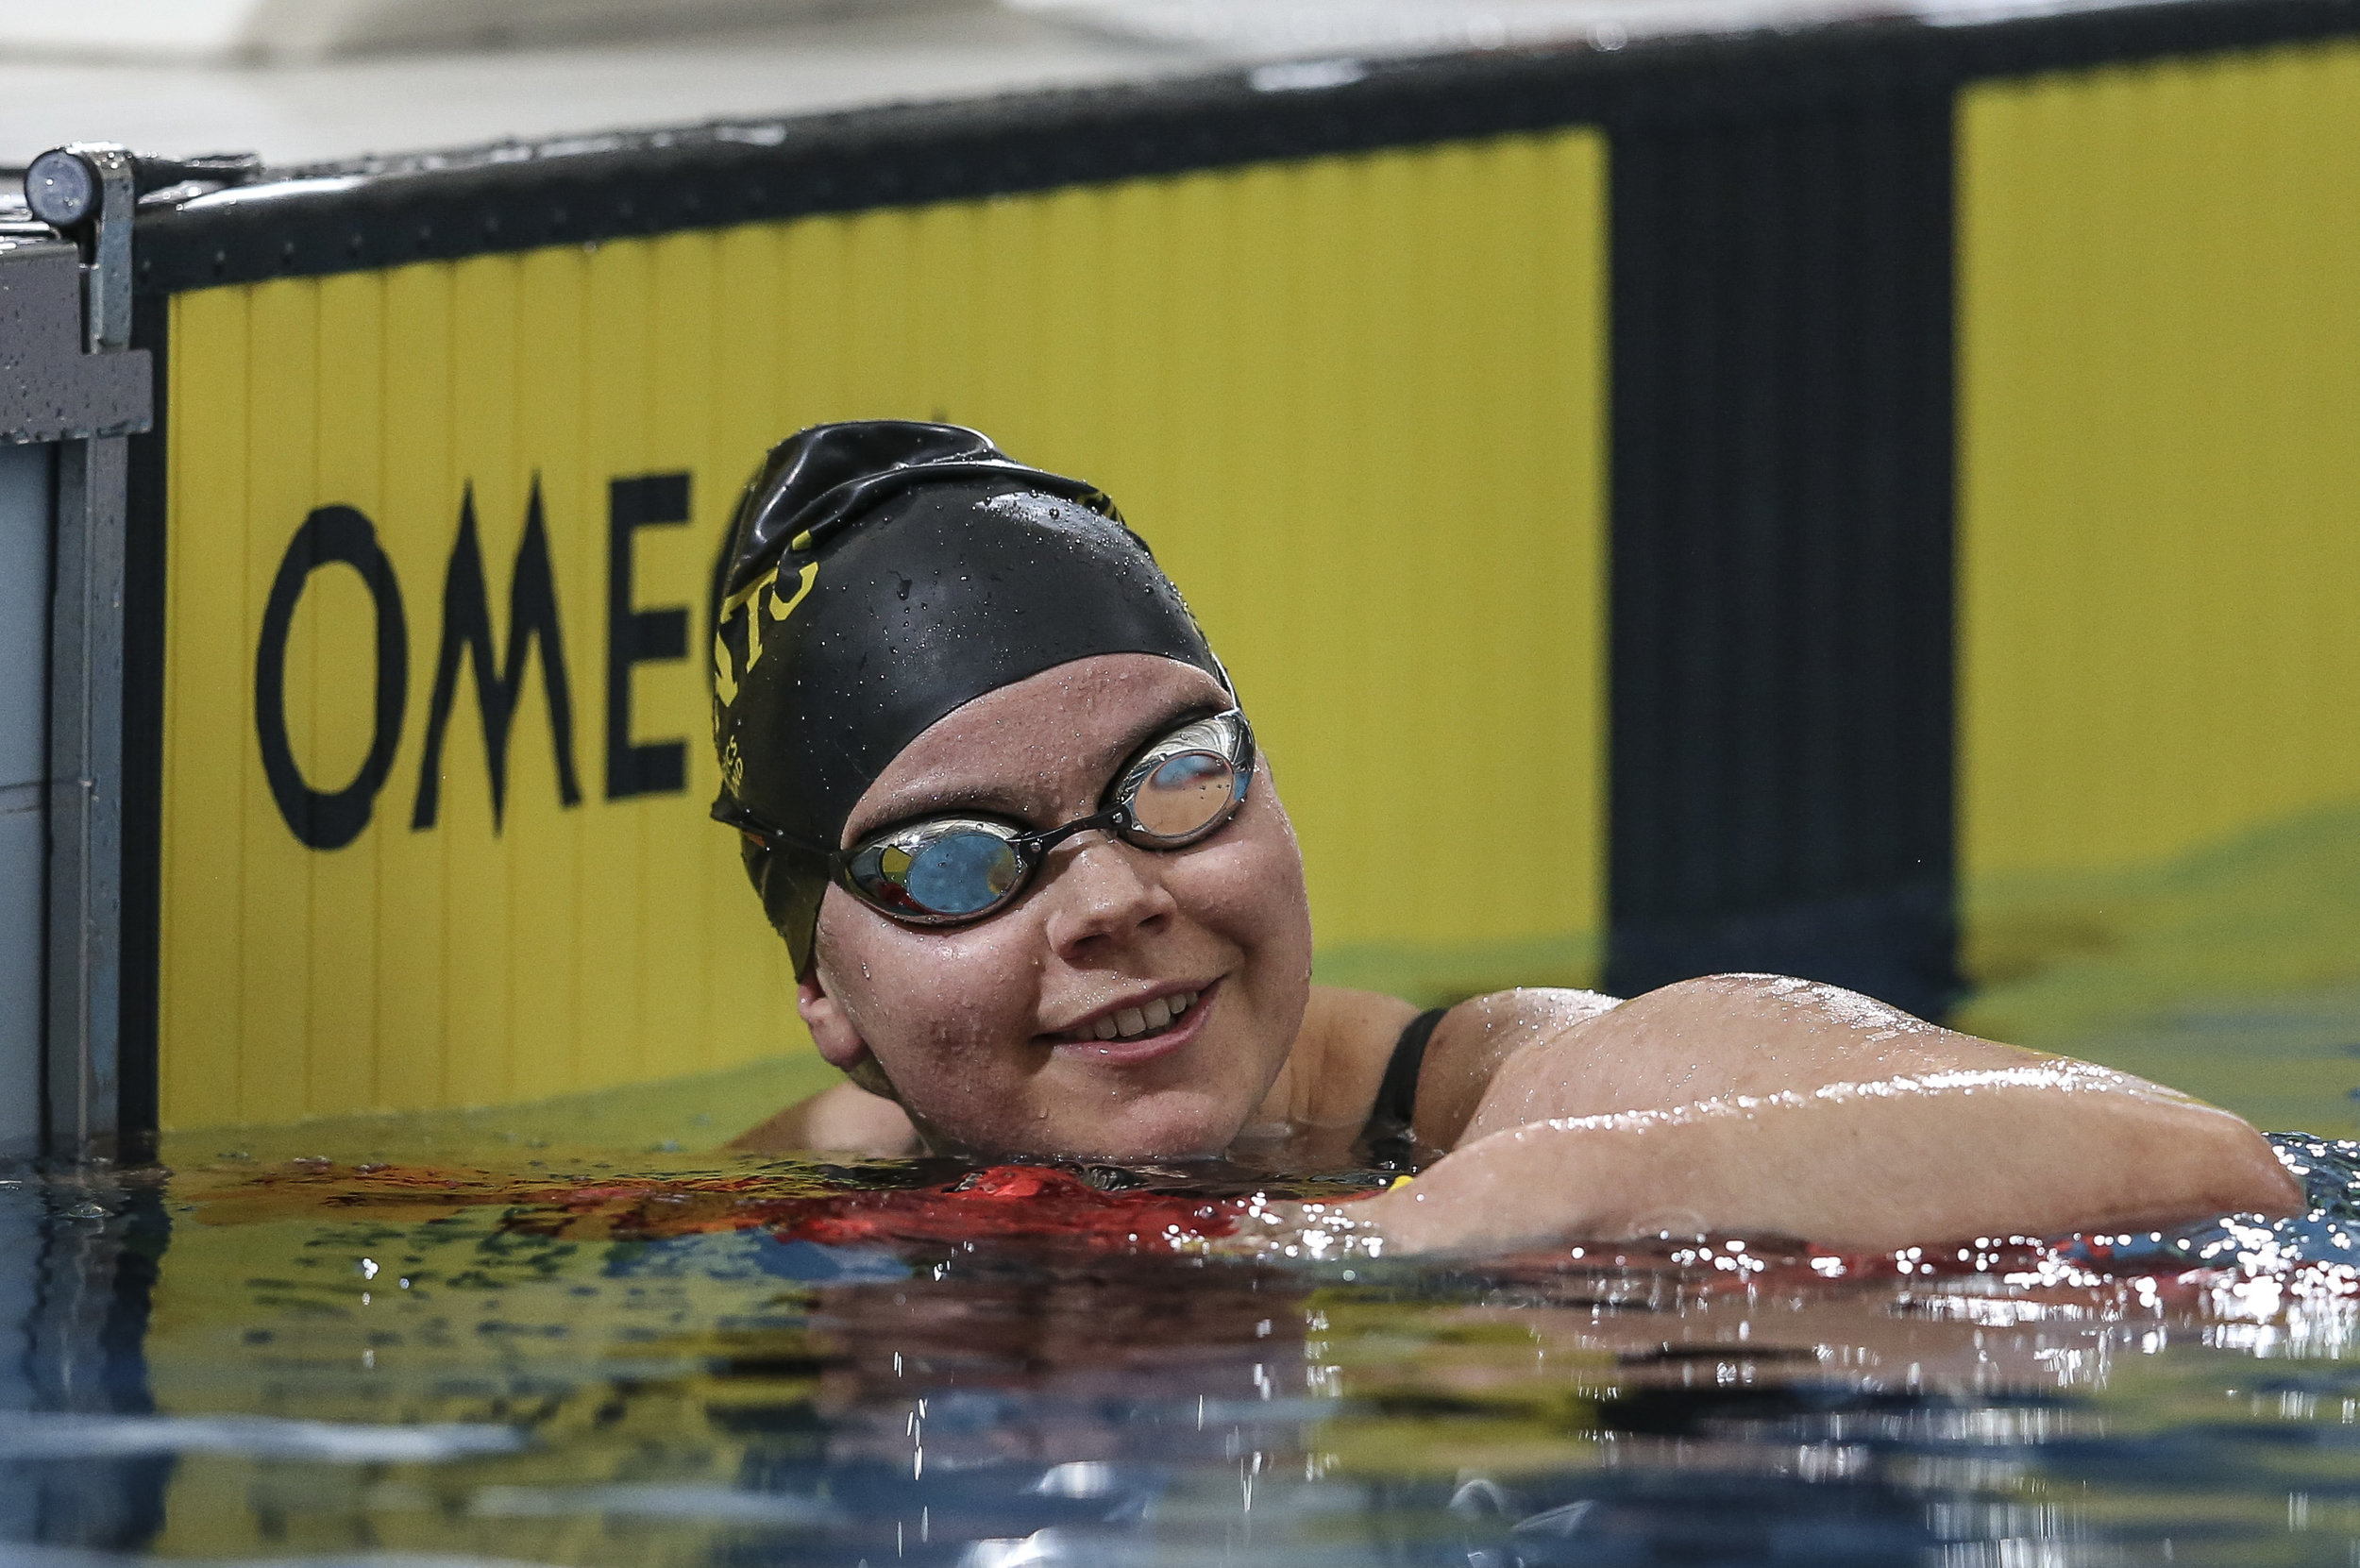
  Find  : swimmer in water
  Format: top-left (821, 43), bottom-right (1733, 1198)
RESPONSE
top-left (712, 422), bottom-right (2300, 1254)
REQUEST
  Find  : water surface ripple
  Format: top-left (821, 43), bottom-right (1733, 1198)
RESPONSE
top-left (3, 1137), bottom-right (2357, 1567)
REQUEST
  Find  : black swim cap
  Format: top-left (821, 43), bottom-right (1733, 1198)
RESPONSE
top-left (711, 421), bottom-right (1225, 974)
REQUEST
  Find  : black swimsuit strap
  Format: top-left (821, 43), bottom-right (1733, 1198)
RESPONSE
top-left (1358, 1006), bottom-right (1448, 1169)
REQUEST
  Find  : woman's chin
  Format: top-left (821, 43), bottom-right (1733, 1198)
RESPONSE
top-left (1092, 1093), bottom-right (1256, 1159)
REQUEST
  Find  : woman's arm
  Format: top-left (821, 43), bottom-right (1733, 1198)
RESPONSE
top-left (1364, 972), bottom-right (2300, 1252)
top-left (1363, 1069), bottom-right (2297, 1254)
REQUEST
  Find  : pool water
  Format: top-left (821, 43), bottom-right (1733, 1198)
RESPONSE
top-left (8, 1135), bottom-right (2360, 1568)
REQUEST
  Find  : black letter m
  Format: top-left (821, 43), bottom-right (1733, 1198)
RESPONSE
top-left (412, 479), bottom-right (584, 831)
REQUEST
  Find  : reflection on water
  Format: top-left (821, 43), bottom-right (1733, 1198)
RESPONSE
top-left (0, 1172), bottom-right (170, 1555)
top-left (0, 1142), bottom-right (2358, 1566)
top-left (1958, 801), bottom-right (2360, 1137)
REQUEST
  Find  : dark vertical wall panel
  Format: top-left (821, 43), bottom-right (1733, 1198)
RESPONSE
top-left (118, 293), bottom-right (168, 1160)
top-left (1605, 87), bottom-right (1959, 1019)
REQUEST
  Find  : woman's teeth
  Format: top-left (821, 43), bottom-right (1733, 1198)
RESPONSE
top-left (1084, 989), bottom-right (1199, 1042)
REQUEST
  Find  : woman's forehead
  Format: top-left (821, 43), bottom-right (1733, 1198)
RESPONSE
top-left (848, 654), bottom-right (1229, 830)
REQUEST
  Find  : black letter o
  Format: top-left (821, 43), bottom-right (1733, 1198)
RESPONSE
top-left (255, 506), bottom-right (409, 851)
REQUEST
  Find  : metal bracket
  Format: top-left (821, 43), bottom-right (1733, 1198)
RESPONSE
top-left (22, 143), bottom-right (261, 360)
top-left (0, 238), bottom-right (150, 444)
top-left (72, 144), bottom-right (137, 356)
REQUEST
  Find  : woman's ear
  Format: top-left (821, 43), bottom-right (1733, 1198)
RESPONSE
top-left (797, 969), bottom-right (901, 1100)
top-left (797, 970), bottom-right (868, 1071)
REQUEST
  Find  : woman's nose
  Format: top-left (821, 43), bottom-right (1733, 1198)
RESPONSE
top-left (1040, 835), bottom-right (1178, 956)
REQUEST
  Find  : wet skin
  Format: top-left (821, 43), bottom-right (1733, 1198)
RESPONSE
top-left (741, 654), bottom-right (2302, 1251)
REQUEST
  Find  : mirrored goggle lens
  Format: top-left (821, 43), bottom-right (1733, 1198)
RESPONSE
top-left (1125, 749), bottom-right (1240, 844)
top-left (851, 824), bottom-right (1024, 919)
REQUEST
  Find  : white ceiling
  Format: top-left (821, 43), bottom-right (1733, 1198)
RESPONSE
top-left (0, 2), bottom-right (1220, 170)
top-left (0, 0), bottom-right (2180, 171)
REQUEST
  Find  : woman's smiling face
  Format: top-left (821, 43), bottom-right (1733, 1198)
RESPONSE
top-left (795, 653), bottom-right (1314, 1158)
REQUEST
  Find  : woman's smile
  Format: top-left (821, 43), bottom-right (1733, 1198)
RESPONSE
top-left (1044, 978), bottom-right (1221, 1065)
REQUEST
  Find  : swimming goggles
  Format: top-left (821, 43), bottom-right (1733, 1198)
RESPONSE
top-left (729, 708), bottom-right (1256, 927)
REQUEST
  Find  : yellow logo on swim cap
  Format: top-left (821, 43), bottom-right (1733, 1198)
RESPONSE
top-left (713, 557), bottom-right (820, 708)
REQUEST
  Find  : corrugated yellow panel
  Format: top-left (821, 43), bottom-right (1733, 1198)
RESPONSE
top-left (233, 279), bottom-right (319, 1126)
top-left (439, 257), bottom-right (522, 1111)
top-left (1960, 43), bottom-right (2360, 898)
top-left (159, 126), bottom-right (1608, 1128)
top-left (158, 287), bottom-right (250, 1130)
top-left (644, 232), bottom-right (724, 1079)
top-left (373, 261), bottom-right (455, 1114)
top-left (575, 237), bottom-right (655, 1100)
top-left (506, 244), bottom-right (590, 1100)
top-left (304, 272), bottom-right (386, 1116)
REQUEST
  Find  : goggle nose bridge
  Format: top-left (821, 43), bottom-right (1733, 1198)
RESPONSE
top-left (1017, 801), bottom-right (1138, 861)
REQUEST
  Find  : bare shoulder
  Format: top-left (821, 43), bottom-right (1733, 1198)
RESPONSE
top-left (1436, 986), bottom-right (1624, 1048)
top-left (730, 1081), bottom-right (921, 1156)
top-left (1458, 972), bottom-right (2073, 1143)
top-left (1414, 986), bottom-right (1625, 1145)
top-left (1583, 973), bottom-right (2044, 1078)
top-left (1312, 986), bottom-right (1621, 1077)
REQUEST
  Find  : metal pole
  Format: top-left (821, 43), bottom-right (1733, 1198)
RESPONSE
top-left (44, 144), bottom-right (137, 1162)
top-left (5, 143), bottom-right (152, 1164)
top-left (46, 435), bottom-right (127, 1162)
top-left (0, 444), bottom-right (49, 1163)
